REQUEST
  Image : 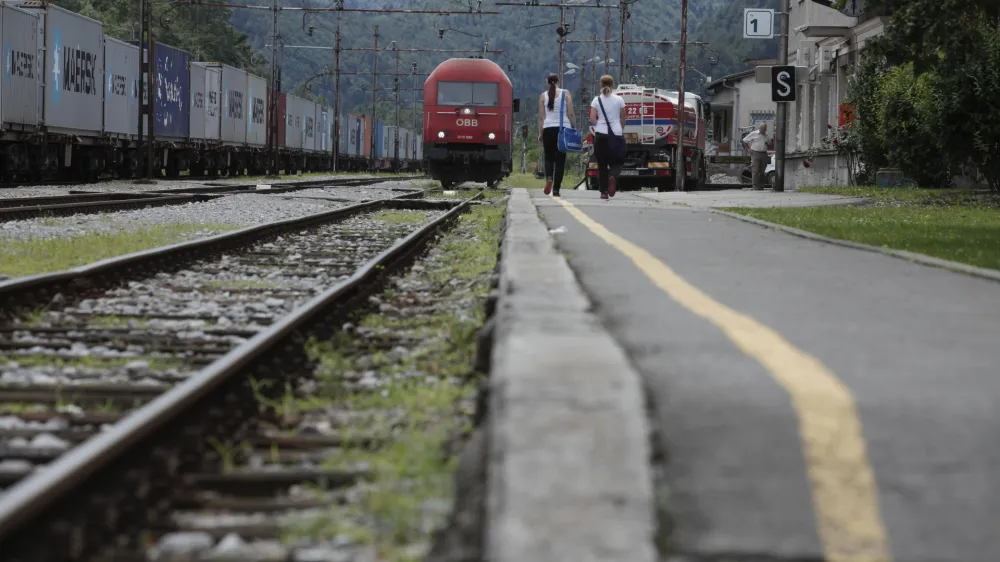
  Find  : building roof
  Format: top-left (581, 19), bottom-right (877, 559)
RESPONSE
top-left (704, 69), bottom-right (756, 93)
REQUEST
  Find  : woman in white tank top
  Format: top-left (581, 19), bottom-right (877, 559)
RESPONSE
top-left (537, 73), bottom-right (576, 196)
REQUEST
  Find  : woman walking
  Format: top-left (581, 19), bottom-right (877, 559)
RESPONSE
top-left (589, 75), bottom-right (626, 200)
top-left (538, 73), bottom-right (576, 196)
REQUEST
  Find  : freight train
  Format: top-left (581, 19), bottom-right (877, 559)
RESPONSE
top-left (586, 84), bottom-right (708, 192)
top-left (422, 58), bottom-right (516, 188)
top-left (0, 2), bottom-right (421, 182)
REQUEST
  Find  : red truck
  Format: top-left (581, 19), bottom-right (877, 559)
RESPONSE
top-left (586, 84), bottom-right (709, 192)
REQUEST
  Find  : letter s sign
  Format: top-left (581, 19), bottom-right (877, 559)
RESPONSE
top-left (771, 65), bottom-right (796, 103)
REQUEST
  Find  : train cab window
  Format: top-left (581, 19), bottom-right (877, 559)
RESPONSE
top-left (437, 82), bottom-right (499, 107)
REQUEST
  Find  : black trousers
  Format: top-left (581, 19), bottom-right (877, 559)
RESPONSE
top-left (593, 132), bottom-right (622, 194)
top-left (542, 126), bottom-right (566, 191)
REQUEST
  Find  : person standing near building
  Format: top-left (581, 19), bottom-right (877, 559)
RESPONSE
top-left (538, 73), bottom-right (576, 197)
top-left (743, 123), bottom-right (771, 190)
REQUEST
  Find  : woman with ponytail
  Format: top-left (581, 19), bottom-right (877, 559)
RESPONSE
top-left (589, 75), bottom-right (627, 199)
top-left (537, 73), bottom-right (576, 196)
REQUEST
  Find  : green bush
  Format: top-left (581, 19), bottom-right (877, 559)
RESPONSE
top-left (876, 64), bottom-right (953, 187)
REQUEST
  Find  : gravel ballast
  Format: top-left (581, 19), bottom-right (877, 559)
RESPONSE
top-left (0, 185), bottom-right (419, 243)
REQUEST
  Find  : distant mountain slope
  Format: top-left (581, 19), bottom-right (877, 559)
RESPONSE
top-left (226, 0), bottom-right (779, 122)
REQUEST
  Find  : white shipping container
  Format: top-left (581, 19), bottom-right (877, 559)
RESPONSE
top-left (41, 5), bottom-right (104, 135)
top-left (1, 5), bottom-right (39, 129)
top-left (102, 38), bottom-right (138, 137)
top-left (245, 72), bottom-right (266, 147)
top-left (285, 95), bottom-right (303, 150)
top-left (302, 99), bottom-right (316, 153)
top-left (220, 64), bottom-right (247, 145)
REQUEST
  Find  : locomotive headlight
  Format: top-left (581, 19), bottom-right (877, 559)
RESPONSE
top-left (462, 108), bottom-right (473, 115)
top-left (488, 132), bottom-right (496, 140)
top-left (437, 131), bottom-right (446, 139)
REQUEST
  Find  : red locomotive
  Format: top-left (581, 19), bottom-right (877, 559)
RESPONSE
top-left (423, 58), bottom-right (518, 188)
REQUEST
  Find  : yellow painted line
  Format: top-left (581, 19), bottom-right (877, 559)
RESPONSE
top-left (551, 196), bottom-right (892, 562)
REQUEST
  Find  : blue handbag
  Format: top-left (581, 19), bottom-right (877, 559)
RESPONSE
top-left (557, 90), bottom-right (583, 153)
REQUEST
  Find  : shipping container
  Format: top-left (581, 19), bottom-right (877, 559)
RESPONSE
top-left (386, 126), bottom-right (396, 160)
top-left (284, 95), bottom-right (303, 150)
top-left (151, 42), bottom-right (189, 139)
top-left (1, 5), bottom-right (40, 129)
top-left (375, 122), bottom-right (384, 159)
top-left (245, 72), bottom-right (266, 147)
top-left (190, 62), bottom-right (222, 142)
top-left (362, 116), bottom-right (372, 159)
top-left (319, 106), bottom-right (329, 154)
top-left (220, 64), bottom-right (247, 145)
top-left (42, 5), bottom-right (104, 135)
top-left (102, 37), bottom-right (138, 138)
top-left (302, 99), bottom-right (316, 153)
top-left (348, 114), bottom-right (363, 157)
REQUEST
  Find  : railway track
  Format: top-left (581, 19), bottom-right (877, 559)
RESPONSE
top-left (0, 186), bottom-right (482, 561)
top-left (0, 175), bottom-right (427, 223)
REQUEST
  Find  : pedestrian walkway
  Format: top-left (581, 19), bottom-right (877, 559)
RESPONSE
top-left (488, 188), bottom-right (1000, 562)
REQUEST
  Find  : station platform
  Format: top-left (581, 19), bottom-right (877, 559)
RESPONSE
top-left (484, 188), bottom-right (1000, 562)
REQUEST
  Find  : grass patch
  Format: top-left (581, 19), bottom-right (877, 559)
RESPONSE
top-left (0, 222), bottom-right (235, 278)
top-left (725, 187), bottom-right (1000, 270)
top-left (503, 171), bottom-right (584, 190)
top-left (372, 210), bottom-right (430, 225)
top-left (284, 202), bottom-right (505, 560)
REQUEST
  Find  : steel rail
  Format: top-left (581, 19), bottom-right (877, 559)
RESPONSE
top-left (0, 192), bottom-right (168, 209)
top-left (0, 189), bottom-right (483, 559)
top-left (0, 188), bottom-right (427, 318)
top-left (148, 174), bottom-right (429, 195)
top-left (0, 194), bottom-right (221, 222)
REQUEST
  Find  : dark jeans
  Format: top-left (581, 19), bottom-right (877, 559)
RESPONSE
top-left (593, 132), bottom-right (622, 194)
top-left (542, 126), bottom-right (566, 191)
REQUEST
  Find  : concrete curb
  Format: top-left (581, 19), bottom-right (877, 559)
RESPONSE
top-left (485, 188), bottom-right (658, 562)
top-left (711, 208), bottom-right (1000, 284)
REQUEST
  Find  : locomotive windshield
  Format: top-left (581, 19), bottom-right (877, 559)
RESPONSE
top-left (437, 81), bottom-right (499, 107)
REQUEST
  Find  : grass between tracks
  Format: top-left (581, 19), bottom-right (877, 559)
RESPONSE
top-left (0, 222), bottom-right (236, 278)
top-left (724, 186), bottom-right (1000, 271)
top-left (279, 197), bottom-right (506, 560)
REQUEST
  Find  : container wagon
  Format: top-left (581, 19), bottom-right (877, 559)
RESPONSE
top-left (0, 0), bottom-right (428, 183)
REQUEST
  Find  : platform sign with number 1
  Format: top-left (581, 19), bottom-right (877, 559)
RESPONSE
top-left (743, 9), bottom-right (774, 39)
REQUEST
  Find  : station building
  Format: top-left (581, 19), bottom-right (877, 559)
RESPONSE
top-left (704, 1), bottom-right (889, 188)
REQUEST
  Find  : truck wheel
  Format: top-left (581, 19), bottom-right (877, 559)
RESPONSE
top-left (587, 176), bottom-right (599, 190)
top-left (656, 178), bottom-right (673, 193)
top-left (766, 171), bottom-right (776, 189)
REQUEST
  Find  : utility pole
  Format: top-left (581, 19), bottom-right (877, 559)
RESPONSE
top-left (394, 46), bottom-right (401, 173)
top-left (136, 0), bottom-right (155, 181)
top-left (558, 5), bottom-right (565, 83)
top-left (268, 0), bottom-right (281, 176)
top-left (618, 1), bottom-right (627, 84)
top-left (774, 0), bottom-right (790, 192)
top-left (333, 23), bottom-right (342, 173)
top-left (604, 6), bottom-right (611, 79)
top-left (370, 25), bottom-right (380, 172)
top-left (675, 0), bottom-right (688, 192)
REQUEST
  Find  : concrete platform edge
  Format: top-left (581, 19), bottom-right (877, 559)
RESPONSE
top-left (484, 189), bottom-right (658, 562)
top-left (711, 208), bottom-right (1000, 285)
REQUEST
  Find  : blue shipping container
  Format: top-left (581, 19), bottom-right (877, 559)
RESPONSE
top-left (141, 42), bottom-right (190, 139)
top-left (375, 121), bottom-right (384, 159)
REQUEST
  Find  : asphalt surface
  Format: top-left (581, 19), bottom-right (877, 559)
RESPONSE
top-left (532, 189), bottom-right (1000, 562)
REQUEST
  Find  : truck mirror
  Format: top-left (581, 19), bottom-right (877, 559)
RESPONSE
top-left (512, 98), bottom-right (521, 113)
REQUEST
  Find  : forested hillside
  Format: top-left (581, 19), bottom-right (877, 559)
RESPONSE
top-left (50, 0), bottom-right (263, 74)
top-left (226, 0), bottom-right (780, 125)
top-left (44, 0), bottom-right (779, 133)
